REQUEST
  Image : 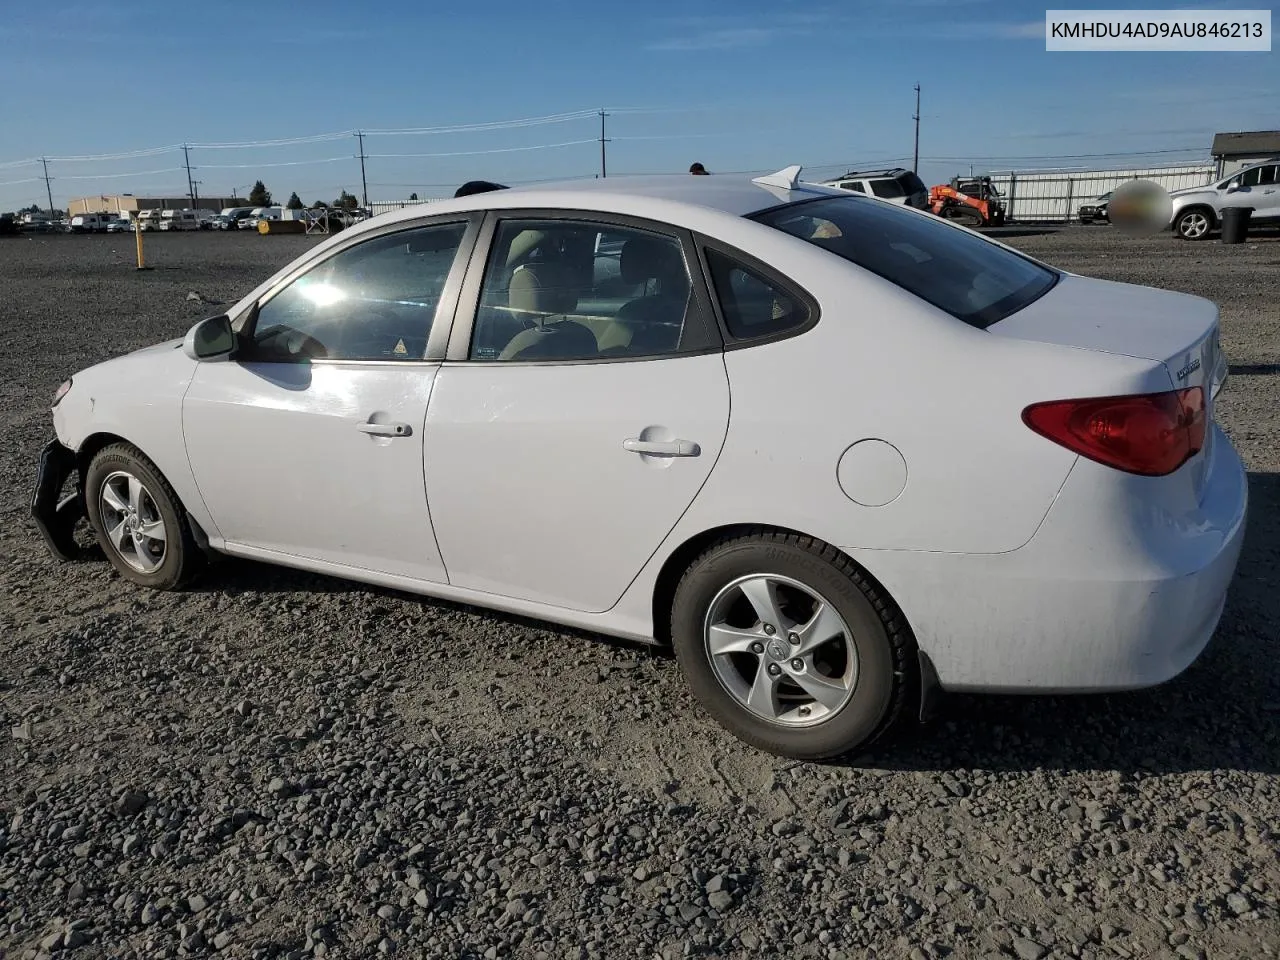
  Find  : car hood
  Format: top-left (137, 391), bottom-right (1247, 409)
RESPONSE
top-left (128, 337), bottom-right (185, 356)
top-left (1170, 185), bottom-right (1217, 199)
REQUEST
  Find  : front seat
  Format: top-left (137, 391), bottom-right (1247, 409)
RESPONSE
top-left (611, 237), bottom-right (691, 354)
top-left (498, 262), bottom-right (598, 361)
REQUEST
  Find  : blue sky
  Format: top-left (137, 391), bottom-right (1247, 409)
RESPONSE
top-left (1, 0), bottom-right (1275, 211)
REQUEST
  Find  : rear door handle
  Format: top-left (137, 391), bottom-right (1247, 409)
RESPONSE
top-left (357, 420), bottom-right (412, 437)
top-left (623, 438), bottom-right (700, 457)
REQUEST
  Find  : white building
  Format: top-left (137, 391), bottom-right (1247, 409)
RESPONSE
top-left (1211, 130), bottom-right (1280, 178)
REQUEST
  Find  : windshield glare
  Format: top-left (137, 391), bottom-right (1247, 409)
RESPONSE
top-left (754, 195), bottom-right (1058, 328)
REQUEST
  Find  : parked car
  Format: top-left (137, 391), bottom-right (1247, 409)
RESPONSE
top-left (105, 218), bottom-right (135, 233)
top-left (1077, 191), bottom-right (1112, 223)
top-left (819, 168), bottom-right (930, 210)
top-left (32, 167), bottom-right (1245, 760)
top-left (1169, 158), bottom-right (1280, 240)
top-left (216, 209), bottom-right (255, 230)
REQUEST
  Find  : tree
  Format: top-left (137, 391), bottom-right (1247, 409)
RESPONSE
top-left (333, 190), bottom-right (358, 211)
top-left (310, 200), bottom-right (329, 210)
top-left (286, 192), bottom-right (304, 210)
top-left (248, 180), bottom-right (272, 206)
top-left (409, 192), bottom-right (418, 201)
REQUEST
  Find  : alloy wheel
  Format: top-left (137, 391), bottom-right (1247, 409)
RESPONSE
top-left (1179, 212), bottom-right (1210, 239)
top-left (98, 470), bottom-right (168, 574)
top-left (703, 574), bottom-right (858, 727)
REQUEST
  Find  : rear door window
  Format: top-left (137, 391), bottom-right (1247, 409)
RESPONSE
top-left (870, 179), bottom-right (905, 199)
top-left (754, 195), bottom-right (1057, 328)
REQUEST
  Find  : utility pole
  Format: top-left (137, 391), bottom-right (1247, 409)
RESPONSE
top-left (355, 131), bottom-right (369, 209)
top-left (191, 180), bottom-right (202, 210)
top-left (40, 157), bottom-right (55, 217)
top-left (912, 84), bottom-right (921, 174)
top-left (598, 109), bottom-right (609, 178)
top-left (183, 144), bottom-right (196, 208)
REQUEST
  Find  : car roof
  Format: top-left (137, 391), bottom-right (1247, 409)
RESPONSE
top-left (369, 173), bottom-right (848, 229)
top-left (828, 168), bottom-right (913, 180)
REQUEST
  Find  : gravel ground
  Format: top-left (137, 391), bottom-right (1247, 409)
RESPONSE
top-left (1, 228), bottom-right (1278, 960)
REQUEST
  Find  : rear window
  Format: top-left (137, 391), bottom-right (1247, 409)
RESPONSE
top-left (869, 179), bottom-right (905, 199)
top-left (898, 172), bottom-right (927, 195)
top-left (754, 195), bottom-right (1058, 328)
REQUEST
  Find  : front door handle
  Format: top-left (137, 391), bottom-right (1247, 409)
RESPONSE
top-left (357, 421), bottom-right (412, 437)
top-left (623, 438), bottom-right (700, 457)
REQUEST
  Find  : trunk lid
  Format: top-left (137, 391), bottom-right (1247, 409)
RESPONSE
top-left (989, 274), bottom-right (1226, 495)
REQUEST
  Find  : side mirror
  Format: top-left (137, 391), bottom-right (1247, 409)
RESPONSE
top-left (1224, 180), bottom-right (1240, 193)
top-left (182, 314), bottom-right (236, 361)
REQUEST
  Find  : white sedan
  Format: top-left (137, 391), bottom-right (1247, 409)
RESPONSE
top-left (32, 166), bottom-right (1247, 759)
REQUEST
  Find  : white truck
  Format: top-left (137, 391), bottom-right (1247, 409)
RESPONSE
top-left (69, 213), bottom-right (110, 233)
top-left (158, 209), bottom-right (201, 231)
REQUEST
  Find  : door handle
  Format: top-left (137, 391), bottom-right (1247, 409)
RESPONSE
top-left (623, 438), bottom-right (700, 457)
top-left (357, 421), bottom-right (412, 437)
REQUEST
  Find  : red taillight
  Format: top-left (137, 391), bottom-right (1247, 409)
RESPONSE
top-left (1022, 386), bottom-right (1205, 477)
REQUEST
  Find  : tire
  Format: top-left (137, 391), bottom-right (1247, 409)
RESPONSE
top-left (1174, 207), bottom-right (1214, 241)
top-left (84, 443), bottom-right (204, 590)
top-left (670, 530), bottom-right (914, 760)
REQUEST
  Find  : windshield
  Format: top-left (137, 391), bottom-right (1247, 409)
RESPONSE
top-left (754, 195), bottom-right (1058, 329)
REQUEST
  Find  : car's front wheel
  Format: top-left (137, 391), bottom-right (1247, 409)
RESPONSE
top-left (84, 443), bottom-right (203, 590)
top-left (670, 531), bottom-right (914, 760)
top-left (1174, 208), bottom-right (1214, 240)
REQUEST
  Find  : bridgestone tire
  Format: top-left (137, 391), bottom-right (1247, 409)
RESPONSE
top-left (670, 530), bottom-right (914, 760)
top-left (84, 443), bottom-right (204, 590)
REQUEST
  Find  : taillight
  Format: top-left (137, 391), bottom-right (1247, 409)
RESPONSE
top-left (1022, 386), bottom-right (1205, 477)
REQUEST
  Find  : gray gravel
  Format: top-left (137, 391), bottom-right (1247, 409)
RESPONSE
top-left (2, 228), bottom-right (1278, 959)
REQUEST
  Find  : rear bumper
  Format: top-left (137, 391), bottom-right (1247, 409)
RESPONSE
top-left (31, 439), bottom-right (84, 561)
top-left (847, 425), bottom-right (1249, 693)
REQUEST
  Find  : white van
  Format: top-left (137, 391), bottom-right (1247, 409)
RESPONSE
top-left (69, 213), bottom-right (110, 233)
top-left (159, 209), bottom-right (200, 231)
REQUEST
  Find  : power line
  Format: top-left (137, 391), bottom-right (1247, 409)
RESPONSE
top-left (196, 157), bottom-right (353, 170)
top-left (362, 110), bottom-right (598, 136)
top-left (366, 140), bottom-right (598, 160)
top-left (56, 167), bottom-right (184, 180)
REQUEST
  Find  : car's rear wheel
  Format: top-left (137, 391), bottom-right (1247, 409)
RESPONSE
top-left (670, 531), bottom-right (914, 760)
top-left (1174, 208), bottom-right (1213, 241)
top-left (84, 443), bottom-right (203, 590)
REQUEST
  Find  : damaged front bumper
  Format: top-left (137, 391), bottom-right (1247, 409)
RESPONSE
top-left (31, 439), bottom-right (84, 561)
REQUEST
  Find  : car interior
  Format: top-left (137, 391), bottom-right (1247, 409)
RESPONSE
top-left (469, 222), bottom-right (695, 361)
top-left (250, 224), bottom-right (468, 362)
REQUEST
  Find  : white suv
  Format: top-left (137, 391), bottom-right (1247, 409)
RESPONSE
top-left (1170, 158), bottom-right (1280, 240)
top-left (819, 168), bottom-right (930, 210)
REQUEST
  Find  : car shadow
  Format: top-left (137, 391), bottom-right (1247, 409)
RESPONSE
top-left (1229, 363), bottom-right (1280, 376)
top-left (183, 474), bottom-right (1277, 775)
top-left (854, 470), bottom-right (1280, 776)
top-left (981, 227), bottom-right (1061, 238)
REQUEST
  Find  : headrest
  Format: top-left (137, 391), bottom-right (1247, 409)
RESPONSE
top-left (620, 237), bottom-right (685, 286)
top-left (508, 262), bottom-right (578, 315)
